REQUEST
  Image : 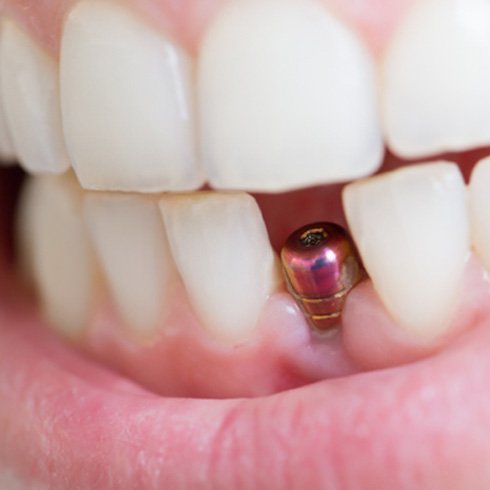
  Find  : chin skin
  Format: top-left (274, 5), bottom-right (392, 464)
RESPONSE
top-left (2, 0), bottom-right (490, 489)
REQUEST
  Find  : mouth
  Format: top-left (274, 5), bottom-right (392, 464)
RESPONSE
top-left (2, 0), bottom-right (490, 487)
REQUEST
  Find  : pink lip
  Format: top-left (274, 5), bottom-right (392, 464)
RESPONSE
top-left (2, 270), bottom-right (490, 489)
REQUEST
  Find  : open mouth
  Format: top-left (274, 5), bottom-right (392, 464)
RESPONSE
top-left (3, 0), bottom-right (490, 487)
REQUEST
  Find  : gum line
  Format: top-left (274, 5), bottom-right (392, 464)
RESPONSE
top-left (3, 0), bottom-right (410, 56)
top-left (82, 288), bottom-right (357, 398)
top-left (24, 246), bottom-right (490, 399)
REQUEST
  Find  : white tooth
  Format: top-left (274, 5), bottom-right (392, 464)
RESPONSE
top-left (160, 192), bottom-right (279, 342)
top-left (60, 0), bottom-right (202, 192)
top-left (24, 175), bottom-right (98, 338)
top-left (0, 23), bottom-right (15, 163)
top-left (382, 0), bottom-right (490, 158)
top-left (0, 95), bottom-right (15, 163)
top-left (1, 20), bottom-right (69, 174)
top-left (84, 193), bottom-right (177, 337)
top-left (343, 162), bottom-right (469, 338)
top-left (469, 156), bottom-right (490, 272)
top-left (198, 0), bottom-right (383, 192)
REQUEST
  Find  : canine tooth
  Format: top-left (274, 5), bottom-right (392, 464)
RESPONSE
top-left (343, 162), bottom-right (469, 338)
top-left (469, 157), bottom-right (490, 272)
top-left (0, 20), bottom-right (69, 174)
top-left (84, 194), bottom-right (177, 336)
top-left (60, 0), bottom-right (202, 192)
top-left (382, 0), bottom-right (490, 158)
top-left (198, 0), bottom-right (383, 192)
top-left (160, 192), bottom-right (279, 342)
top-left (23, 175), bottom-right (98, 338)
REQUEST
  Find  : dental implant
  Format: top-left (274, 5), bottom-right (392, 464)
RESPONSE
top-left (281, 222), bottom-right (365, 332)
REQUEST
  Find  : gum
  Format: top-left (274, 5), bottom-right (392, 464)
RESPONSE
top-left (4, 0), bottom-right (415, 57)
top-left (78, 284), bottom-right (359, 398)
top-left (44, 253), bottom-right (488, 399)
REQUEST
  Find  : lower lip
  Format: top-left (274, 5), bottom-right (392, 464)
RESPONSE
top-left (2, 269), bottom-right (490, 488)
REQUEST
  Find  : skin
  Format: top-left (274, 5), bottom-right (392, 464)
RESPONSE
top-left (2, 0), bottom-right (490, 488)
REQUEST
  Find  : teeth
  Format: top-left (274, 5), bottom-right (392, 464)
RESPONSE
top-left (0, 24), bottom-right (15, 162)
top-left (343, 162), bottom-right (469, 338)
top-left (20, 175), bottom-right (99, 338)
top-left (0, 20), bottom-right (69, 174)
top-left (198, 0), bottom-right (383, 192)
top-left (469, 156), bottom-right (490, 272)
top-left (382, 0), bottom-right (490, 158)
top-left (160, 192), bottom-right (279, 342)
top-left (83, 193), bottom-right (177, 337)
top-left (60, 0), bottom-right (202, 192)
top-left (0, 101), bottom-right (14, 163)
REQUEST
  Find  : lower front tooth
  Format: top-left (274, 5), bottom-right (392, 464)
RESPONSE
top-left (83, 193), bottom-right (178, 337)
top-left (21, 175), bottom-right (99, 338)
top-left (160, 192), bottom-right (280, 343)
top-left (343, 162), bottom-right (470, 338)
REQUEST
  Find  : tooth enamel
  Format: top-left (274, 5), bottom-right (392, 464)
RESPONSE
top-left (0, 20), bottom-right (69, 174)
top-left (469, 157), bottom-right (490, 272)
top-left (22, 175), bottom-right (98, 338)
top-left (0, 91), bottom-right (15, 163)
top-left (84, 193), bottom-right (177, 337)
top-left (343, 162), bottom-right (469, 338)
top-left (0, 104), bottom-right (15, 163)
top-left (0, 24), bottom-right (15, 162)
top-left (198, 0), bottom-right (383, 192)
top-left (60, 0), bottom-right (202, 192)
top-left (382, 0), bottom-right (490, 158)
top-left (160, 192), bottom-right (279, 342)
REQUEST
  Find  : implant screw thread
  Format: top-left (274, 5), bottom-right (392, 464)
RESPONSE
top-left (280, 222), bottom-right (364, 331)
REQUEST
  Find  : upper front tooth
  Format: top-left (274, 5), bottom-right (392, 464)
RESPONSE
top-left (382, 0), bottom-right (490, 158)
top-left (198, 0), bottom-right (383, 192)
top-left (83, 193), bottom-right (178, 338)
top-left (343, 162), bottom-right (469, 339)
top-left (0, 20), bottom-right (69, 174)
top-left (60, 0), bottom-right (202, 192)
top-left (160, 192), bottom-right (280, 343)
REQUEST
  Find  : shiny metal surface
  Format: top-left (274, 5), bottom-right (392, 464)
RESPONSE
top-left (281, 222), bottom-right (365, 331)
